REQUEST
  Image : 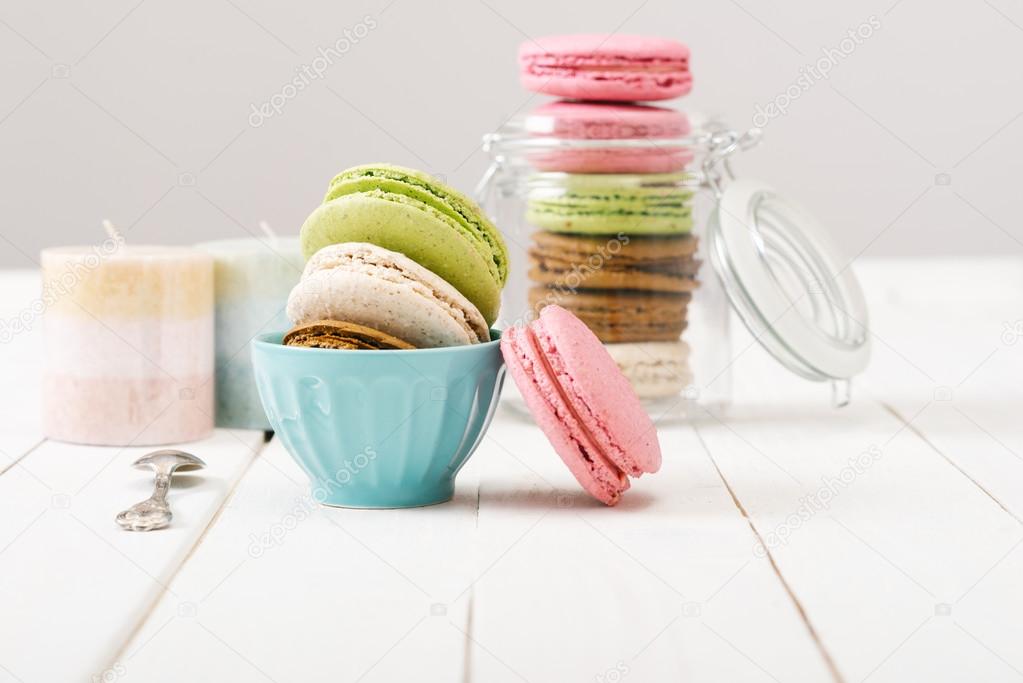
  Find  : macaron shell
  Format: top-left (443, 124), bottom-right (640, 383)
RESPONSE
top-left (529, 232), bottom-right (700, 293)
top-left (525, 101), bottom-right (691, 140)
top-left (527, 173), bottom-right (693, 235)
top-left (519, 34), bottom-right (691, 101)
top-left (605, 341), bottom-right (692, 399)
top-left (288, 243), bottom-right (490, 348)
top-left (501, 325), bottom-right (629, 505)
top-left (519, 34), bottom-right (691, 61)
top-left (323, 164), bottom-right (509, 286)
top-left (525, 102), bottom-right (694, 173)
top-left (283, 320), bottom-right (416, 350)
top-left (301, 242), bottom-right (489, 344)
top-left (300, 193), bottom-right (502, 324)
top-left (287, 270), bottom-right (478, 348)
top-left (530, 287), bottom-right (689, 344)
top-left (298, 242), bottom-right (486, 343)
top-left (533, 305), bottom-right (662, 476)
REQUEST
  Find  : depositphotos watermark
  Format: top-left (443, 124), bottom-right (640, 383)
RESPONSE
top-left (526, 232), bottom-right (630, 324)
top-left (0, 234), bottom-right (124, 344)
top-left (595, 661), bottom-right (630, 683)
top-left (1001, 320), bottom-right (1023, 345)
top-left (754, 444), bottom-right (882, 557)
top-left (752, 16), bottom-right (881, 129)
top-left (247, 446), bottom-right (377, 558)
top-left (248, 15), bottom-right (378, 127)
top-left (91, 662), bottom-right (126, 683)
top-left (551, 232), bottom-right (630, 292)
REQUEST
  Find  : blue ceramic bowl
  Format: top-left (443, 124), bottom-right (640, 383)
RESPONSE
top-left (251, 331), bottom-right (505, 508)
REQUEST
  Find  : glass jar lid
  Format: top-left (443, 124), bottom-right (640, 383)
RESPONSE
top-left (708, 178), bottom-right (871, 387)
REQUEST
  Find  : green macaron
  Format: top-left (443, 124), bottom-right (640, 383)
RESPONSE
top-left (527, 173), bottom-right (693, 235)
top-left (300, 164), bottom-right (509, 324)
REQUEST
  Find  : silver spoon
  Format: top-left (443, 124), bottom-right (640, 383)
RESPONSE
top-left (115, 450), bottom-right (206, 531)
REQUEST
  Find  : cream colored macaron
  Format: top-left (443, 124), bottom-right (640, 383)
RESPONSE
top-left (604, 341), bottom-right (692, 399)
top-left (286, 243), bottom-right (489, 348)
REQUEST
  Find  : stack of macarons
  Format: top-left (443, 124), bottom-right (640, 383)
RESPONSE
top-left (517, 34), bottom-right (699, 399)
top-left (287, 164), bottom-right (509, 349)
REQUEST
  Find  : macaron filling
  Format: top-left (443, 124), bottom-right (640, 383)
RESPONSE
top-left (522, 58), bottom-right (688, 75)
top-left (526, 174), bottom-right (694, 234)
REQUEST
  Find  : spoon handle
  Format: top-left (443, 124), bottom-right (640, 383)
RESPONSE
top-left (151, 471), bottom-right (171, 504)
top-left (115, 470), bottom-right (175, 531)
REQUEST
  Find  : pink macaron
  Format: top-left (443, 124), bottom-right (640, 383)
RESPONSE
top-left (524, 100), bottom-right (695, 173)
top-left (518, 34), bottom-right (692, 102)
top-left (501, 305), bottom-right (662, 505)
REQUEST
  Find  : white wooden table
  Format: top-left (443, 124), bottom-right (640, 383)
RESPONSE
top-left (2, 259), bottom-right (1022, 683)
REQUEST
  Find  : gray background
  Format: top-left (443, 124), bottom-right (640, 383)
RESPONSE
top-left (1, 0), bottom-right (1021, 267)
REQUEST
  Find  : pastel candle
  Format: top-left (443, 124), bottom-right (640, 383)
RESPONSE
top-left (197, 236), bottom-right (304, 430)
top-left (42, 233), bottom-right (215, 446)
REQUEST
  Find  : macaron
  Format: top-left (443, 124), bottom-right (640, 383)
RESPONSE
top-left (529, 232), bottom-right (700, 294)
top-left (524, 101), bottom-right (694, 174)
top-left (605, 341), bottom-right (692, 399)
top-left (518, 34), bottom-right (692, 102)
top-left (283, 320), bottom-right (416, 350)
top-left (287, 243), bottom-right (489, 348)
top-left (501, 305), bottom-right (661, 505)
top-left (527, 173), bottom-right (692, 235)
top-left (530, 287), bottom-right (689, 343)
top-left (299, 164), bottom-right (509, 324)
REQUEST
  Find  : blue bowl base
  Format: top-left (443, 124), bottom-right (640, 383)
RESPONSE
top-left (311, 478), bottom-right (456, 510)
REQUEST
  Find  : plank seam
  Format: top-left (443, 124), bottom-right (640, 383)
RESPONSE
top-left (693, 424), bottom-right (847, 683)
top-left (880, 402), bottom-right (1023, 525)
top-left (100, 431), bottom-right (272, 673)
top-left (0, 437), bottom-right (46, 479)
top-left (461, 589), bottom-right (475, 683)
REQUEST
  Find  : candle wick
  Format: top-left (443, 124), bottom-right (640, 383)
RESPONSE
top-left (258, 220), bottom-right (277, 242)
top-left (102, 219), bottom-right (125, 246)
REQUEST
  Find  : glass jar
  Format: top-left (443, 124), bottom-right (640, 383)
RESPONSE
top-left (477, 106), bottom-right (871, 419)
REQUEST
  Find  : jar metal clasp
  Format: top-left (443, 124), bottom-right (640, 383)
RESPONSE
top-left (474, 133), bottom-right (505, 205)
top-left (702, 127), bottom-right (762, 198)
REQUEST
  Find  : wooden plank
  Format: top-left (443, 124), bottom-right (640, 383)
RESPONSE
top-left (854, 259), bottom-right (1023, 521)
top-left (467, 409), bottom-right (836, 682)
top-left (0, 429), bottom-right (265, 683)
top-left (117, 437), bottom-right (477, 683)
top-left (696, 312), bottom-right (1023, 682)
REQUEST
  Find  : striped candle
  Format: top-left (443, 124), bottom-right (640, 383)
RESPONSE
top-left (41, 238), bottom-right (214, 446)
top-left (197, 236), bottom-right (304, 430)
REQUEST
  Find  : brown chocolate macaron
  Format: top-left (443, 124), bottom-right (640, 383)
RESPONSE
top-left (530, 287), bottom-right (688, 343)
top-left (283, 320), bottom-right (416, 350)
top-left (529, 232), bottom-right (700, 294)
